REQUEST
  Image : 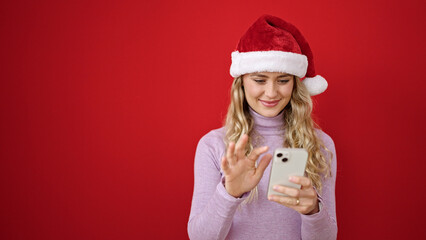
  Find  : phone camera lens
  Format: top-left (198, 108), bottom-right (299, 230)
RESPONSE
top-left (282, 158), bottom-right (288, 162)
top-left (277, 153), bottom-right (283, 157)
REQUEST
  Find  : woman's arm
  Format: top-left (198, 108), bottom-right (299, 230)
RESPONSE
top-left (187, 132), bottom-right (272, 240)
top-left (187, 133), bottom-right (245, 240)
top-left (266, 132), bottom-right (338, 239)
top-left (300, 133), bottom-right (338, 240)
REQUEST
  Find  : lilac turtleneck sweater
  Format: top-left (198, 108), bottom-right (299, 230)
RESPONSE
top-left (188, 109), bottom-right (337, 240)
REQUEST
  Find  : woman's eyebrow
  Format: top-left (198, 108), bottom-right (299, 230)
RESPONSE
top-left (250, 74), bottom-right (268, 78)
top-left (249, 74), bottom-right (291, 78)
top-left (277, 74), bottom-right (291, 78)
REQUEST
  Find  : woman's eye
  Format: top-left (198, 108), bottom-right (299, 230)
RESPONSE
top-left (254, 79), bottom-right (266, 83)
top-left (278, 79), bottom-right (290, 84)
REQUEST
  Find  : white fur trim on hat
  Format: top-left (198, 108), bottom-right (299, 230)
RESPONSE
top-left (230, 51), bottom-right (308, 78)
top-left (301, 75), bottom-right (328, 96)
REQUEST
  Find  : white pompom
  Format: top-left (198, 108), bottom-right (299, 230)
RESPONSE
top-left (301, 75), bottom-right (328, 96)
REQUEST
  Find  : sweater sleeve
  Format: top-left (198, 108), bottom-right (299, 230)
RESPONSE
top-left (187, 132), bottom-right (247, 240)
top-left (300, 131), bottom-right (338, 240)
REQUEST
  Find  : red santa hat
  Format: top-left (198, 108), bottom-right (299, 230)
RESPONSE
top-left (230, 14), bottom-right (328, 96)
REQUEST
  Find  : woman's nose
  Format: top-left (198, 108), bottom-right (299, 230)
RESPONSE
top-left (265, 82), bottom-right (278, 98)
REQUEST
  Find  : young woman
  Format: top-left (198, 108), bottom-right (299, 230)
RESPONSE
top-left (188, 15), bottom-right (337, 240)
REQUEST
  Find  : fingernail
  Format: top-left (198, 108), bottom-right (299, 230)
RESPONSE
top-left (289, 176), bottom-right (294, 181)
top-left (273, 186), bottom-right (278, 190)
top-left (268, 196), bottom-right (274, 201)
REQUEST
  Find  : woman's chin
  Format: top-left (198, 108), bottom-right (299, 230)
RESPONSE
top-left (256, 108), bottom-right (283, 117)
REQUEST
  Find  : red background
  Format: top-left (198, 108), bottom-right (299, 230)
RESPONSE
top-left (1, 0), bottom-right (425, 239)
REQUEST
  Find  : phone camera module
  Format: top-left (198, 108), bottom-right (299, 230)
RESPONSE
top-left (282, 158), bottom-right (288, 162)
top-left (277, 153), bottom-right (283, 158)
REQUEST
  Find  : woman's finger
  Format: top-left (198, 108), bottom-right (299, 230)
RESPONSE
top-left (226, 142), bottom-right (236, 165)
top-left (272, 185), bottom-right (300, 198)
top-left (272, 185), bottom-right (317, 200)
top-left (268, 195), bottom-right (301, 206)
top-left (269, 181), bottom-right (319, 215)
top-left (289, 176), bottom-right (312, 189)
top-left (254, 153), bottom-right (272, 178)
top-left (247, 146), bottom-right (269, 162)
top-left (221, 156), bottom-right (229, 172)
top-left (234, 134), bottom-right (249, 159)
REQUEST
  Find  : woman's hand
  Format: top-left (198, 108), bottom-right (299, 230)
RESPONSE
top-left (268, 176), bottom-right (319, 215)
top-left (221, 134), bottom-right (272, 198)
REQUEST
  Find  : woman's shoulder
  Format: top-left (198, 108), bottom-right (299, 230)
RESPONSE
top-left (197, 126), bottom-right (226, 150)
top-left (315, 129), bottom-right (336, 151)
top-left (195, 127), bottom-right (227, 165)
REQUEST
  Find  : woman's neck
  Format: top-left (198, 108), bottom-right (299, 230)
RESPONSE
top-left (249, 107), bottom-right (285, 135)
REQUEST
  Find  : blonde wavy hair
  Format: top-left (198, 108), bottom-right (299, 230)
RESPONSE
top-left (224, 75), bottom-right (332, 202)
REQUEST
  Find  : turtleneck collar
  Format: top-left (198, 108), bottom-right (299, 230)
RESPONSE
top-left (249, 107), bottom-right (285, 135)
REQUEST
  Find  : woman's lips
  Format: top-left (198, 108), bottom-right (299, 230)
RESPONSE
top-left (259, 99), bottom-right (280, 107)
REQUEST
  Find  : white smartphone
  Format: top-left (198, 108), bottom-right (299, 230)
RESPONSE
top-left (267, 148), bottom-right (308, 197)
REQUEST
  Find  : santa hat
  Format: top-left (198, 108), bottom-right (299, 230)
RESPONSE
top-left (230, 14), bottom-right (328, 96)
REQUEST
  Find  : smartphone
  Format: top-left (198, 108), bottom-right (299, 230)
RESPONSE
top-left (267, 148), bottom-right (308, 197)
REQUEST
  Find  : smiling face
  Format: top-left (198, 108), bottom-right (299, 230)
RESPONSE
top-left (242, 72), bottom-right (294, 117)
